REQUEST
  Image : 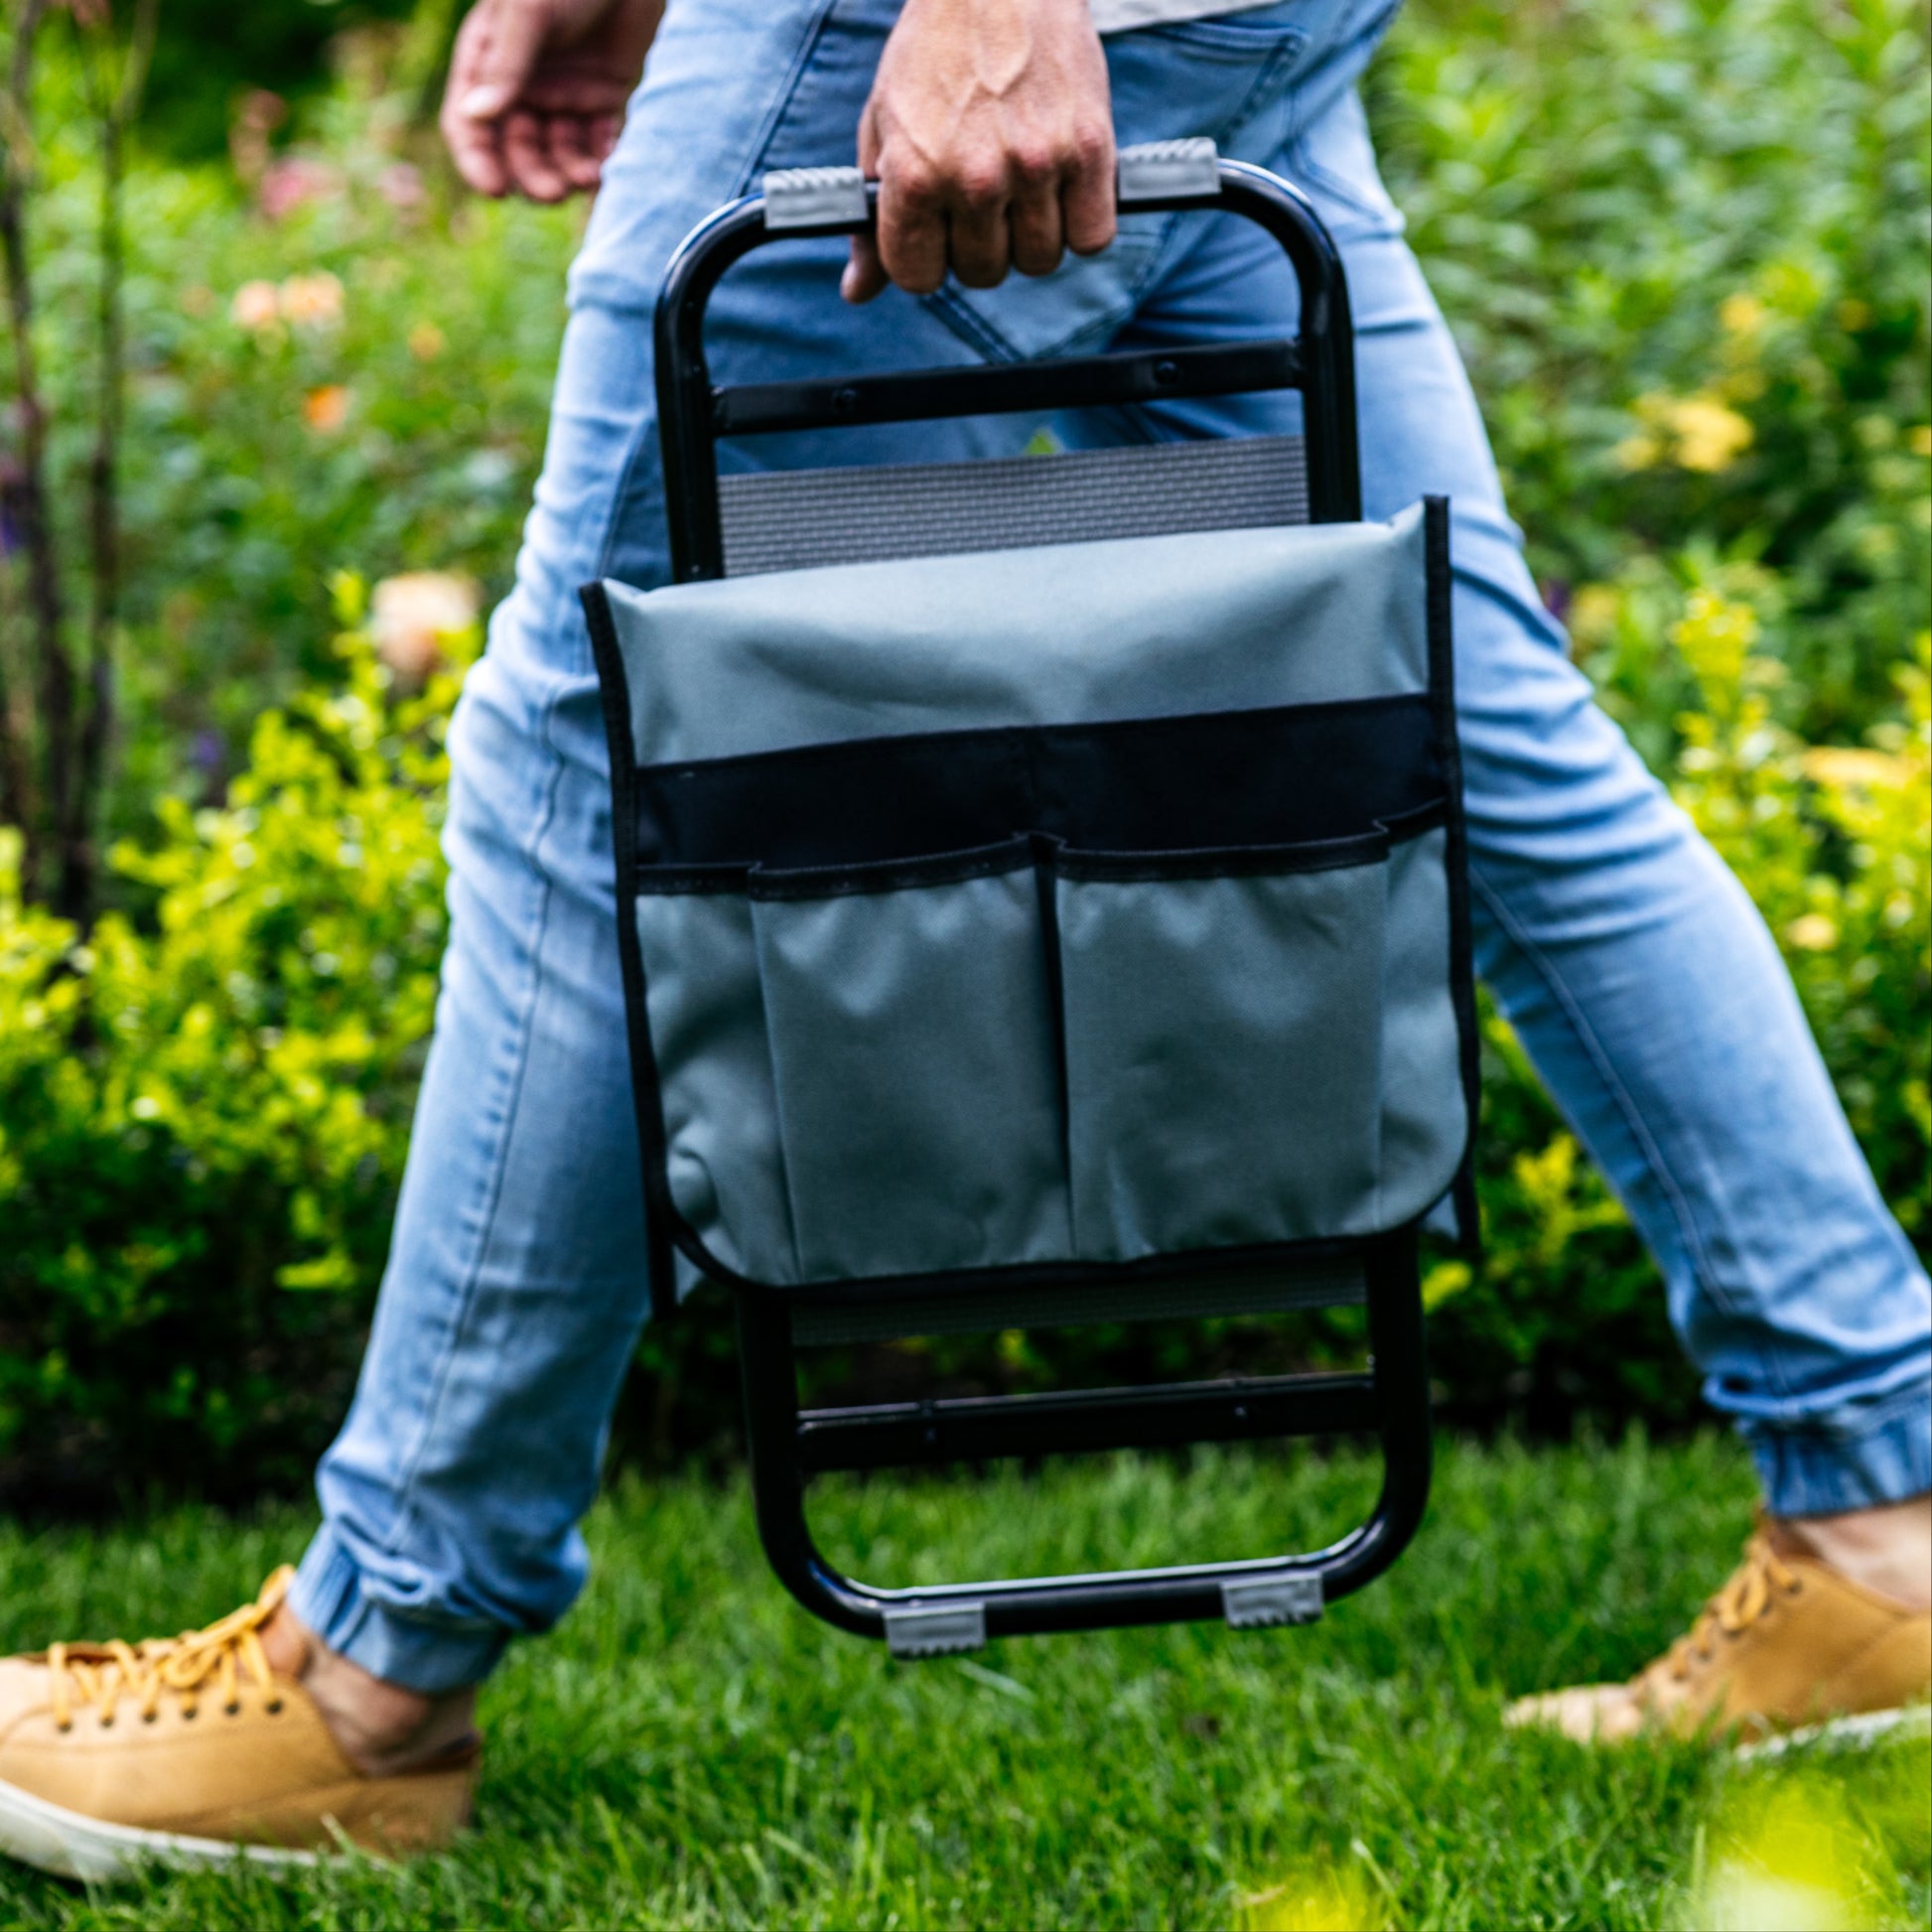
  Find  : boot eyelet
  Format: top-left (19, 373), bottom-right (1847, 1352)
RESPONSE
top-left (223, 1702), bottom-right (240, 1717)
top-left (142, 1712), bottom-right (158, 1725)
top-left (55, 1720), bottom-right (71, 1734)
top-left (97, 1715), bottom-right (114, 1729)
top-left (180, 1708), bottom-right (198, 1722)
top-left (265, 1700), bottom-right (284, 1716)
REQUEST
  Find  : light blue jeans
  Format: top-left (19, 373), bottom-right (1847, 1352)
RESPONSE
top-left (291, 0), bottom-right (1932, 1691)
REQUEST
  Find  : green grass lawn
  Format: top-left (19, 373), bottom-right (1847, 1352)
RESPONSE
top-left (0, 1433), bottom-right (1925, 1929)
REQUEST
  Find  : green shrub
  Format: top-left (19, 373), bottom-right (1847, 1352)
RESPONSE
top-left (1423, 592), bottom-right (1931, 1427)
top-left (0, 582), bottom-right (466, 1503)
top-left (2, 576), bottom-right (1923, 1494)
top-left (21, 32), bottom-right (576, 851)
top-left (0, 0), bottom-right (1926, 1493)
top-left (1372, 0), bottom-right (1930, 746)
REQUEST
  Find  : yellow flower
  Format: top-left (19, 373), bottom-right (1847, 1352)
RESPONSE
top-left (1909, 425), bottom-right (1932, 458)
top-left (1784, 913), bottom-right (1841, 952)
top-left (1622, 392), bottom-right (1757, 475)
top-left (230, 280), bottom-right (280, 331)
top-left (1568, 583), bottom-right (1622, 646)
top-left (407, 321), bottom-right (446, 362)
top-left (279, 270), bottom-right (345, 331)
top-left (1801, 746), bottom-right (1905, 791)
top-left (1243, 1864), bottom-right (1387, 1932)
top-left (303, 384), bottom-right (350, 432)
top-left (1667, 397), bottom-right (1754, 473)
top-left (1720, 292), bottom-right (1766, 336)
top-left (1687, 1777), bottom-right (1868, 1932)
top-left (1612, 431), bottom-right (1663, 472)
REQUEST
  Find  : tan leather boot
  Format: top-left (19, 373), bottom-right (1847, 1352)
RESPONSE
top-left (1505, 1520), bottom-right (1932, 1747)
top-left (0, 1568), bottom-right (479, 1880)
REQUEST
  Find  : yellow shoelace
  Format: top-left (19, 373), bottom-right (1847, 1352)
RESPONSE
top-left (1648, 1533), bottom-right (1801, 1688)
top-left (46, 1566), bottom-right (293, 1730)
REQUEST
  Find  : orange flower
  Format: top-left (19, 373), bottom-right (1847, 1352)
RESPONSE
top-left (230, 280), bottom-right (280, 331)
top-left (303, 385), bottom-right (350, 432)
top-left (407, 321), bottom-right (446, 361)
top-left (280, 271), bottom-right (345, 331)
top-left (369, 572), bottom-right (480, 685)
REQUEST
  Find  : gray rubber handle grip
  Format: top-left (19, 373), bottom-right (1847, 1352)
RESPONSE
top-left (761, 138), bottom-right (1221, 231)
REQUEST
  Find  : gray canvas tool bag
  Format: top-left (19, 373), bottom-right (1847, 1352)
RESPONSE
top-left (585, 502), bottom-right (1473, 1293)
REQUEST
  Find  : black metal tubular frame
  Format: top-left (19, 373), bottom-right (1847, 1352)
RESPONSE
top-left (648, 154), bottom-right (1430, 1648)
top-left (654, 158), bottom-right (1362, 583)
top-left (737, 1229), bottom-right (1431, 1641)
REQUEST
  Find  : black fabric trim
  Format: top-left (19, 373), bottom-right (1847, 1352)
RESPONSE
top-left (646, 801), bottom-right (1447, 898)
top-left (672, 1198), bottom-right (1405, 1305)
top-left (1053, 822), bottom-right (1385, 884)
top-left (1051, 798), bottom-right (1446, 883)
top-left (633, 691), bottom-right (1441, 881)
top-left (748, 836), bottom-right (1034, 900)
top-left (1423, 496), bottom-right (1483, 1253)
top-left (582, 583), bottom-right (681, 1326)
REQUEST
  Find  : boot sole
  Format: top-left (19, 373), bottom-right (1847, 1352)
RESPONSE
top-left (1735, 1701), bottom-right (1932, 1762)
top-left (0, 1775), bottom-right (325, 1883)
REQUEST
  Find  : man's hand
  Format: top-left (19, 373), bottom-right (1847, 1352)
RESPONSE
top-left (441, 0), bottom-right (662, 204)
top-left (844, 0), bottom-right (1116, 303)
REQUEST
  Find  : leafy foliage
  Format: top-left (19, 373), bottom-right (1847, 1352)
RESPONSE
top-left (0, 0), bottom-right (1926, 1492)
top-left (0, 584), bottom-right (468, 1502)
top-left (21, 29), bottom-right (574, 848)
top-left (1423, 593), bottom-right (1931, 1428)
top-left (1372, 0), bottom-right (1931, 744)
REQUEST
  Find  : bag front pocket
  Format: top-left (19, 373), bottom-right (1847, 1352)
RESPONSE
top-left (749, 843), bottom-right (1073, 1283)
top-left (1052, 833), bottom-right (1389, 1261)
top-left (623, 692), bottom-right (1456, 1286)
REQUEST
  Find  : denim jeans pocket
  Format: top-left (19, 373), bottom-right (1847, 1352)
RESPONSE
top-left (1287, 85), bottom-right (1406, 237)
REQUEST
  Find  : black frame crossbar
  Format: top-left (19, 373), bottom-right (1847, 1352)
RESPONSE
top-left (710, 339), bottom-right (1303, 439)
top-left (794, 1369), bottom-right (1378, 1475)
top-left (646, 149), bottom-right (1433, 1655)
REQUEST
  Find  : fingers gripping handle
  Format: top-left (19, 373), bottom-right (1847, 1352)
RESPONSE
top-left (759, 139), bottom-right (1221, 231)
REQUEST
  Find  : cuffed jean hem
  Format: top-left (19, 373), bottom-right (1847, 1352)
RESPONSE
top-left (289, 1527), bottom-right (513, 1695)
top-left (1740, 1380), bottom-right (1932, 1517)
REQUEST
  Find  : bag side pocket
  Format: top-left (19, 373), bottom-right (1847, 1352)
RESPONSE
top-left (1374, 822), bottom-right (1466, 1223)
top-left (750, 842), bottom-right (1073, 1283)
top-left (1053, 834), bottom-right (1389, 1260)
top-left (634, 891), bottom-right (798, 1284)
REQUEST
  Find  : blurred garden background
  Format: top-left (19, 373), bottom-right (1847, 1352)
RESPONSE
top-left (0, 0), bottom-right (1926, 1921)
top-left (1, 0), bottom-right (1924, 1508)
